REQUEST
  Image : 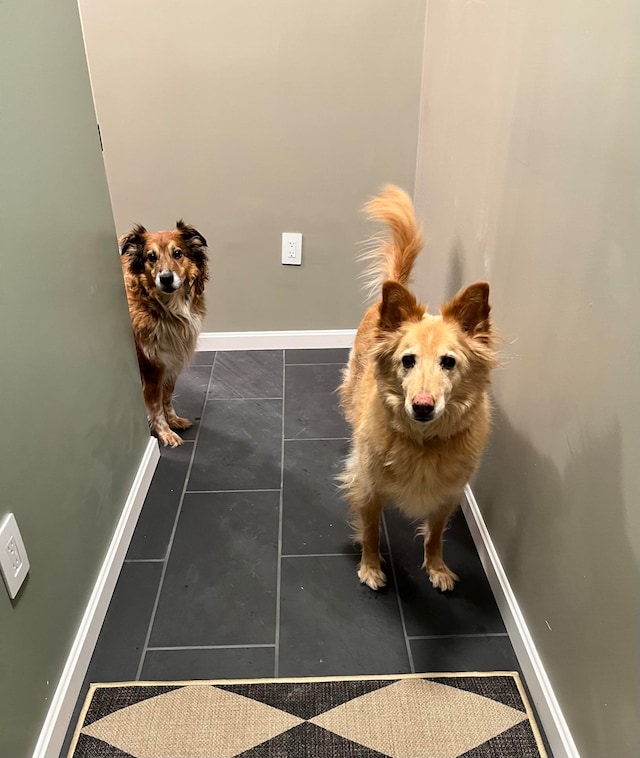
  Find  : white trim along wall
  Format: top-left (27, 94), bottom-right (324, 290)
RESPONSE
top-left (197, 329), bottom-right (357, 351)
top-left (462, 485), bottom-right (580, 758)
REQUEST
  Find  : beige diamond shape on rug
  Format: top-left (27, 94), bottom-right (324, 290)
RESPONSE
top-left (81, 685), bottom-right (303, 758)
top-left (311, 678), bottom-right (527, 758)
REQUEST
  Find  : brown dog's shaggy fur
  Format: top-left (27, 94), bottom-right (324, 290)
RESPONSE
top-left (339, 186), bottom-right (496, 590)
top-left (119, 221), bottom-right (209, 447)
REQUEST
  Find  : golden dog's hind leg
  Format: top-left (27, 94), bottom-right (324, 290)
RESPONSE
top-left (421, 501), bottom-right (460, 592)
top-left (162, 377), bottom-right (192, 431)
top-left (349, 491), bottom-right (386, 591)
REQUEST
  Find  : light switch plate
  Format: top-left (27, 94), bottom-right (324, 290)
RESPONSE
top-left (0, 513), bottom-right (30, 599)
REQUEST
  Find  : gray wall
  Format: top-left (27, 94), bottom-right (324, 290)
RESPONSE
top-left (0, 0), bottom-right (151, 755)
top-left (78, 0), bottom-right (426, 332)
top-left (414, 1), bottom-right (640, 756)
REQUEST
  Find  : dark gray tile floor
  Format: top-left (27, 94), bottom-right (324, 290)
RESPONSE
top-left (62, 348), bottom-right (551, 756)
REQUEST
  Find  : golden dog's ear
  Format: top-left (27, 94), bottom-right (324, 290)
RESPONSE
top-left (118, 224), bottom-right (147, 274)
top-left (441, 282), bottom-right (491, 340)
top-left (379, 281), bottom-right (423, 331)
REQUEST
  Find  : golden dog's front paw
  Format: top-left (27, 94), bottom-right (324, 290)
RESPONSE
top-left (358, 563), bottom-right (387, 591)
top-left (158, 429), bottom-right (183, 448)
top-left (427, 562), bottom-right (459, 592)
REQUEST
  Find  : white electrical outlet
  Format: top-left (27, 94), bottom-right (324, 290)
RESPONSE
top-left (0, 513), bottom-right (30, 599)
top-left (282, 232), bottom-right (302, 266)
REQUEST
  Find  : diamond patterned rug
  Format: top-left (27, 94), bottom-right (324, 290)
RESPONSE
top-left (67, 673), bottom-right (547, 758)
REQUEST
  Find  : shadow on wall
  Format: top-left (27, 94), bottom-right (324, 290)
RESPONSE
top-left (446, 238), bottom-right (465, 299)
top-left (474, 404), bottom-right (639, 756)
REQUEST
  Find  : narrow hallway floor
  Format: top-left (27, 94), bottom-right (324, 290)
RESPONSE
top-left (62, 348), bottom-right (545, 755)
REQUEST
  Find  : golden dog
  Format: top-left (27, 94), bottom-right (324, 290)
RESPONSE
top-left (339, 186), bottom-right (496, 590)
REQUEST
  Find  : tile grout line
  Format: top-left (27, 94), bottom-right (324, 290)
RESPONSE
top-left (147, 644), bottom-right (276, 652)
top-left (273, 350), bottom-right (286, 677)
top-left (135, 352), bottom-right (218, 680)
top-left (185, 488), bottom-right (281, 495)
top-left (286, 361), bottom-right (346, 366)
top-left (381, 512), bottom-right (415, 674)
top-left (407, 633), bottom-right (510, 640)
top-left (206, 396), bottom-right (283, 401)
top-left (283, 437), bottom-right (348, 442)
top-left (281, 552), bottom-right (359, 558)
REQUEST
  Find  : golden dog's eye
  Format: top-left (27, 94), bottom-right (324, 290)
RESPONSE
top-left (172, 249), bottom-right (183, 260)
top-left (147, 251), bottom-right (157, 263)
top-left (440, 355), bottom-right (456, 370)
top-left (402, 354), bottom-right (416, 369)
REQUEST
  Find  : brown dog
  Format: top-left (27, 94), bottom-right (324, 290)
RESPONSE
top-left (119, 221), bottom-right (209, 447)
top-left (339, 186), bottom-right (496, 590)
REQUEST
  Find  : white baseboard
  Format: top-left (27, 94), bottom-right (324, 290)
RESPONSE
top-left (32, 437), bottom-right (160, 758)
top-left (197, 329), bottom-right (356, 351)
top-left (462, 485), bottom-right (580, 758)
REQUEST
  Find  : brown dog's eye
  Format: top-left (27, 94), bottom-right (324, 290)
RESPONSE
top-left (147, 251), bottom-right (157, 263)
top-left (401, 354), bottom-right (416, 369)
top-left (440, 355), bottom-right (456, 370)
top-left (172, 249), bottom-right (183, 260)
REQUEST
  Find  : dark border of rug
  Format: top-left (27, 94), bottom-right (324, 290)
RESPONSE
top-left (67, 671), bottom-right (548, 758)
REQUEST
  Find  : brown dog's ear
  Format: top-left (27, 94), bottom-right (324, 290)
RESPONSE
top-left (176, 220), bottom-right (209, 296)
top-left (441, 282), bottom-right (491, 340)
top-left (118, 224), bottom-right (147, 274)
top-left (379, 281), bottom-right (423, 331)
top-left (119, 224), bottom-right (147, 255)
top-left (176, 220), bottom-right (208, 250)
top-left (192, 262), bottom-right (210, 297)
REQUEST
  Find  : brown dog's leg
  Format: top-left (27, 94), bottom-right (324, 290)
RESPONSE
top-left (421, 501), bottom-right (459, 591)
top-left (351, 494), bottom-right (385, 590)
top-left (162, 377), bottom-right (192, 431)
top-left (142, 367), bottom-right (182, 447)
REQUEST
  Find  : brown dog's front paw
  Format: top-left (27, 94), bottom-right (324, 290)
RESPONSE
top-left (427, 562), bottom-right (459, 592)
top-left (168, 415), bottom-right (192, 430)
top-left (158, 429), bottom-right (183, 448)
top-left (358, 564), bottom-right (387, 591)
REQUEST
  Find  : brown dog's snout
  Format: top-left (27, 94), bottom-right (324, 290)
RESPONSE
top-left (159, 271), bottom-right (173, 285)
top-left (411, 392), bottom-right (435, 422)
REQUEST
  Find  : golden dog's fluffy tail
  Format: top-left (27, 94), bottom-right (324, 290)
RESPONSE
top-left (358, 185), bottom-right (423, 297)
